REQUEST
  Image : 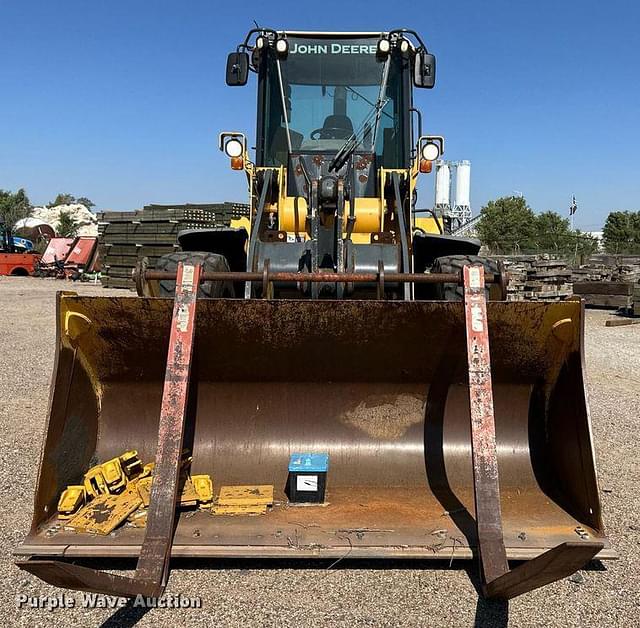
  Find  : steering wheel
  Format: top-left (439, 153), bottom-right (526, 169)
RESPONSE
top-left (310, 127), bottom-right (352, 140)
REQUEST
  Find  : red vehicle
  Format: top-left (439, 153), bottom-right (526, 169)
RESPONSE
top-left (0, 251), bottom-right (40, 276)
top-left (0, 224), bottom-right (40, 276)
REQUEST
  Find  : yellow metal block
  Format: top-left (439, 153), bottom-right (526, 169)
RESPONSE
top-left (83, 465), bottom-right (109, 498)
top-left (100, 457), bottom-right (127, 493)
top-left (119, 450), bottom-right (143, 478)
top-left (217, 485), bottom-right (274, 506)
top-left (67, 485), bottom-right (142, 535)
top-left (136, 476), bottom-right (199, 508)
top-left (191, 475), bottom-right (213, 503)
top-left (211, 504), bottom-right (267, 516)
top-left (57, 485), bottom-right (86, 519)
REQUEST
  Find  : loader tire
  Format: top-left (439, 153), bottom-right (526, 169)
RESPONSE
top-left (155, 251), bottom-right (233, 298)
top-left (431, 255), bottom-right (503, 301)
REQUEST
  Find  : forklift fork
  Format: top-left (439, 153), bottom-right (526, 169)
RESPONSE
top-left (17, 261), bottom-right (202, 597)
top-left (462, 264), bottom-right (602, 599)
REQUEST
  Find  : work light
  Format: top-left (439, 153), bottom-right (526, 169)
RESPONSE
top-left (377, 38), bottom-right (390, 56)
top-left (421, 142), bottom-right (439, 161)
top-left (224, 138), bottom-right (244, 158)
top-left (276, 38), bottom-right (288, 56)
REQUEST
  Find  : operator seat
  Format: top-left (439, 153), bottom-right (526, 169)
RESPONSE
top-left (320, 114), bottom-right (354, 139)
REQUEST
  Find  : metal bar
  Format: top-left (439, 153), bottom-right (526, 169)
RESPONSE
top-left (18, 261), bottom-right (202, 597)
top-left (134, 260), bottom-right (201, 592)
top-left (245, 169), bottom-right (273, 298)
top-left (139, 270), bottom-right (501, 285)
top-left (462, 264), bottom-right (604, 599)
top-left (463, 264), bottom-right (509, 584)
top-left (391, 172), bottom-right (412, 301)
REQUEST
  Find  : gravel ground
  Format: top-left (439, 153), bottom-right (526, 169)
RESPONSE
top-left (1, 276), bottom-right (638, 627)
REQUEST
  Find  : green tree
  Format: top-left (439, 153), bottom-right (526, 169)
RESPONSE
top-left (49, 193), bottom-right (76, 207)
top-left (477, 196), bottom-right (537, 253)
top-left (76, 196), bottom-right (95, 209)
top-left (573, 230), bottom-right (599, 257)
top-left (534, 211), bottom-right (572, 252)
top-left (57, 210), bottom-right (80, 237)
top-left (602, 211), bottom-right (640, 254)
top-left (0, 188), bottom-right (32, 228)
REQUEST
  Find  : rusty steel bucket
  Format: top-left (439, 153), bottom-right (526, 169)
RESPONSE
top-left (17, 293), bottom-right (611, 564)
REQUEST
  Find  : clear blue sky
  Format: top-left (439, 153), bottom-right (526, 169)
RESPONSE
top-left (1, 0), bottom-right (638, 229)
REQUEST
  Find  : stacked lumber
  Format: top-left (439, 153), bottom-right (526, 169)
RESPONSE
top-left (571, 263), bottom-right (612, 283)
top-left (572, 281), bottom-right (634, 309)
top-left (612, 256), bottom-right (640, 283)
top-left (522, 259), bottom-right (573, 301)
top-left (98, 202), bottom-right (249, 289)
top-left (494, 255), bottom-right (536, 301)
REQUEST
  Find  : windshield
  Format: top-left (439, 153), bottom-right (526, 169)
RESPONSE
top-left (260, 36), bottom-right (407, 168)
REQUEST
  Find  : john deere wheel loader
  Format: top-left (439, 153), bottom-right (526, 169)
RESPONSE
top-left (16, 28), bottom-right (611, 601)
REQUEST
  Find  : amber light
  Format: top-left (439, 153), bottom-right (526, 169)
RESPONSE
top-left (231, 156), bottom-right (244, 170)
top-left (419, 159), bottom-right (433, 173)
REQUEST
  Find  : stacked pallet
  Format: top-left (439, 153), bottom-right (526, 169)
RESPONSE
top-left (98, 203), bottom-right (249, 289)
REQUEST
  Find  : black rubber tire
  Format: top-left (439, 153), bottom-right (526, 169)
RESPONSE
top-left (431, 254), bottom-right (502, 301)
top-left (155, 251), bottom-right (233, 298)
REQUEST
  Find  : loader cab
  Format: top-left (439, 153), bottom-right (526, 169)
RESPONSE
top-left (222, 29), bottom-right (441, 298)
top-left (256, 33), bottom-right (415, 197)
top-left (226, 30), bottom-right (435, 194)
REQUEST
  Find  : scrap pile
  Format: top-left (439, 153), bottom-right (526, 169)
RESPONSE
top-left (57, 450), bottom-right (213, 534)
top-left (36, 236), bottom-right (100, 280)
top-left (56, 450), bottom-right (276, 535)
top-left (98, 202), bottom-right (249, 289)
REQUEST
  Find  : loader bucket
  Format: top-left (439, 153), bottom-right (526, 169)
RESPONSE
top-left (18, 293), bottom-right (611, 564)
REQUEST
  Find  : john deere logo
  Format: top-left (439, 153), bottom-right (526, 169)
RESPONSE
top-left (291, 43), bottom-right (377, 55)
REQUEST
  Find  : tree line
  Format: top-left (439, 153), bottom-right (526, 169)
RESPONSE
top-left (0, 188), bottom-right (95, 238)
top-left (476, 195), bottom-right (640, 256)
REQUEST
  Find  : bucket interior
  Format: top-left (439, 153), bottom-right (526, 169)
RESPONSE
top-left (23, 295), bottom-right (607, 559)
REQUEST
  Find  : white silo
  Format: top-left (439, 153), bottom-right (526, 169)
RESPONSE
top-left (450, 160), bottom-right (473, 230)
top-left (454, 160), bottom-right (471, 208)
top-left (434, 160), bottom-right (451, 209)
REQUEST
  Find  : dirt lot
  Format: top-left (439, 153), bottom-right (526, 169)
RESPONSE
top-left (1, 276), bottom-right (638, 627)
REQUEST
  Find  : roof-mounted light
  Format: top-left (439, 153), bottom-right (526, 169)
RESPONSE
top-left (399, 38), bottom-right (410, 54)
top-left (275, 38), bottom-right (288, 57)
top-left (255, 35), bottom-right (267, 50)
top-left (377, 38), bottom-right (391, 57)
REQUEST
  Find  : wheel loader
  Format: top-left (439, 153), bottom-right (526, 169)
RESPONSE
top-left (16, 28), bottom-right (612, 601)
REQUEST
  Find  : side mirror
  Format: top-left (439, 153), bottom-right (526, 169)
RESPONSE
top-left (226, 52), bottom-right (249, 86)
top-left (414, 52), bottom-right (436, 89)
